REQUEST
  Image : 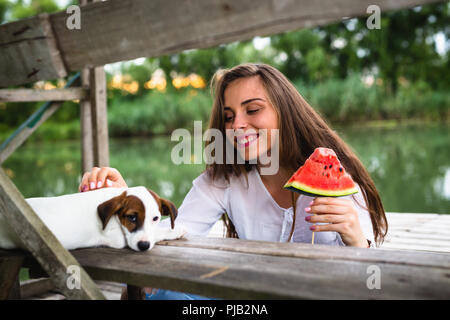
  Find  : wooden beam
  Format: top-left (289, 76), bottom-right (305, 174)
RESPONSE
top-left (71, 241), bottom-right (450, 299)
top-left (0, 101), bottom-right (64, 165)
top-left (0, 88), bottom-right (88, 102)
top-left (80, 69), bottom-right (94, 174)
top-left (0, 0), bottom-right (442, 86)
top-left (20, 278), bottom-right (55, 299)
top-left (0, 14), bottom-right (67, 87)
top-left (0, 73), bottom-right (80, 165)
top-left (89, 66), bottom-right (109, 167)
top-left (0, 168), bottom-right (105, 300)
top-left (0, 254), bottom-right (24, 299)
top-left (79, 0), bottom-right (95, 174)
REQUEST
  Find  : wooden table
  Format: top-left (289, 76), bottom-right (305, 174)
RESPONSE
top-left (2, 235), bottom-right (449, 299)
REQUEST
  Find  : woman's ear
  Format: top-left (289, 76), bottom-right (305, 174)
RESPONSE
top-left (97, 191), bottom-right (127, 230)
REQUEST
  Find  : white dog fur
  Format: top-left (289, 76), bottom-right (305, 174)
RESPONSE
top-left (0, 186), bottom-right (186, 251)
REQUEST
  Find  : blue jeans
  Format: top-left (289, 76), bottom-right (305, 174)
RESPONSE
top-left (145, 289), bottom-right (218, 300)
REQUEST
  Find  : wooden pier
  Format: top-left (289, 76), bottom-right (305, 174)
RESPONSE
top-left (0, 0), bottom-right (448, 301)
top-left (17, 212), bottom-right (450, 300)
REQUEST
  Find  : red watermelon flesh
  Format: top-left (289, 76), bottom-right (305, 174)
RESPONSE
top-left (284, 147), bottom-right (358, 197)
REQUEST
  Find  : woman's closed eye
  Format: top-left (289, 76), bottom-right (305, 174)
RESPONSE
top-left (247, 108), bottom-right (260, 114)
top-left (224, 113), bottom-right (234, 122)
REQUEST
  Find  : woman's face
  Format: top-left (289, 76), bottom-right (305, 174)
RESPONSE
top-left (223, 76), bottom-right (279, 162)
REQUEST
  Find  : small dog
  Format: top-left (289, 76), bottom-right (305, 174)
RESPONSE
top-left (0, 186), bottom-right (186, 251)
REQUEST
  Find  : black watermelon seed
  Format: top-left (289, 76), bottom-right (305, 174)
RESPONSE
top-left (329, 164), bottom-right (332, 169)
top-left (339, 167), bottom-right (343, 172)
top-left (324, 165), bottom-right (327, 170)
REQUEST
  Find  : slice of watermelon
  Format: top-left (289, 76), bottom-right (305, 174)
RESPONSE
top-left (283, 147), bottom-right (358, 197)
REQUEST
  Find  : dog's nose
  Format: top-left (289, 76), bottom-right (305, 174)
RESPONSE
top-left (137, 241), bottom-right (150, 251)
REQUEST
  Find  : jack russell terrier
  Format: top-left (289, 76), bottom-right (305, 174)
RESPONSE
top-left (0, 186), bottom-right (186, 251)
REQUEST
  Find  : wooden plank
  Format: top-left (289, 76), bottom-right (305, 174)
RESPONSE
top-left (0, 254), bottom-right (24, 299)
top-left (80, 68), bottom-right (94, 174)
top-left (0, 168), bottom-right (105, 300)
top-left (0, 73), bottom-right (80, 165)
top-left (0, 88), bottom-right (88, 102)
top-left (20, 278), bottom-right (55, 299)
top-left (385, 231), bottom-right (450, 242)
top-left (0, 14), bottom-right (67, 88)
top-left (71, 244), bottom-right (450, 300)
top-left (0, 101), bottom-right (64, 165)
top-left (381, 242), bottom-right (450, 253)
top-left (90, 66), bottom-right (109, 167)
top-left (0, 0), bottom-right (441, 86)
top-left (79, 0), bottom-right (96, 174)
top-left (158, 236), bottom-right (450, 269)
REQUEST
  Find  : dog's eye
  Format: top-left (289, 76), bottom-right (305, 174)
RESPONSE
top-left (152, 216), bottom-right (159, 222)
top-left (127, 214), bottom-right (137, 223)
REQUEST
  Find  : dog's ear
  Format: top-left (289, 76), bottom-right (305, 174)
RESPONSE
top-left (147, 188), bottom-right (178, 229)
top-left (159, 198), bottom-right (178, 229)
top-left (98, 191), bottom-right (127, 230)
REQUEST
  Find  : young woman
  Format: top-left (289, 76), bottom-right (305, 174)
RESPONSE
top-left (79, 63), bottom-right (388, 299)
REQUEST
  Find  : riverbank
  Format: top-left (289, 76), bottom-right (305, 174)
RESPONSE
top-left (1, 116), bottom-right (448, 145)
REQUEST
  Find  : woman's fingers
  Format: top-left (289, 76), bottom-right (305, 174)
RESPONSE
top-left (306, 213), bottom-right (346, 224)
top-left (310, 222), bottom-right (350, 234)
top-left (79, 171), bottom-right (90, 192)
top-left (97, 167), bottom-right (114, 188)
top-left (308, 203), bottom-right (349, 215)
top-left (87, 167), bottom-right (100, 190)
top-left (312, 197), bottom-right (352, 208)
top-left (79, 167), bottom-right (128, 192)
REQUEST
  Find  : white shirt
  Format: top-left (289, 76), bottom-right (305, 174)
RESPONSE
top-left (161, 168), bottom-right (375, 246)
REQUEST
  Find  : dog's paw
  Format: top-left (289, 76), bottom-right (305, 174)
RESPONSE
top-left (171, 224), bottom-right (187, 239)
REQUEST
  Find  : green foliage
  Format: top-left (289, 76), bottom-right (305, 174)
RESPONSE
top-left (0, 0), bottom-right (448, 139)
top-left (108, 89), bottom-right (212, 136)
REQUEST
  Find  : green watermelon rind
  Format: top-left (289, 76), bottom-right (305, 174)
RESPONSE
top-left (284, 180), bottom-right (358, 197)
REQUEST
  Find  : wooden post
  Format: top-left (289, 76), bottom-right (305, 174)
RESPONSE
top-left (78, 0), bottom-right (109, 172)
top-left (80, 68), bottom-right (94, 173)
top-left (90, 66), bottom-right (109, 168)
top-left (0, 168), bottom-right (106, 300)
top-left (0, 254), bottom-right (24, 299)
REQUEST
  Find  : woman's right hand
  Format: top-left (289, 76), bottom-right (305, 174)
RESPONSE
top-left (78, 167), bottom-right (128, 192)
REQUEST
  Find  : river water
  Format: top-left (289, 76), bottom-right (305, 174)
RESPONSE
top-left (3, 123), bottom-right (449, 214)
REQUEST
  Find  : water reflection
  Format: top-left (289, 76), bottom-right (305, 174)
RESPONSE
top-left (2, 124), bottom-right (449, 214)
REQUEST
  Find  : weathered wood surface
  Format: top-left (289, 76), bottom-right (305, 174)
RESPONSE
top-left (65, 237), bottom-right (449, 300)
top-left (208, 212), bottom-right (450, 253)
top-left (0, 88), bottom-right (87, 102)
top-left (0, 0), bottom-right (441, 86)
top-left (22, 280), bottom-right (122, 300)
top-left (0, 253), bottom-right (24, 299)
top-left (0, 73), bottom-right (80, 165)
top-left (380, 213), bottom-right (450, 253)
top-left (0, 168), bottom-right (105, 300)
top-left (89, 66), bottom-right (109, 168)
top-left (0, 14), bottom-right (67, 87)
top-left (4, 234), bottom-right (450, 300)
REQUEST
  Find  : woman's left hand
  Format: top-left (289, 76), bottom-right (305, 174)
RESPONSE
top-left (305, 197), bottom-right (368, 247)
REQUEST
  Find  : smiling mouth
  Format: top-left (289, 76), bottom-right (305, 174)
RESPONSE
top-left (236, 133), bottom-right (259, 148)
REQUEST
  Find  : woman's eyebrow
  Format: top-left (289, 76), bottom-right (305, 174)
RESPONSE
top-left (241, 98), bottom-right (265, 105)
top-left (224, 98), bottom-right (266, 110)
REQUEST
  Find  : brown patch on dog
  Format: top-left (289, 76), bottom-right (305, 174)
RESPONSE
top-left (97, 191), bottom-right (145, 232)
top-left (147, 189), bottom-right (178, 229)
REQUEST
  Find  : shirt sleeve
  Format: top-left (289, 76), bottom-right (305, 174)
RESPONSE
top-left (159, 171), bottom-right (227, 236)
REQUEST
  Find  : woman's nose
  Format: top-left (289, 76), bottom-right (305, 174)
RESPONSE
top-left (231, 112), bottom-right (247, 130)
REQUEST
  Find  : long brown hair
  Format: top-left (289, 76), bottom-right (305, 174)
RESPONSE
top-left (206, 63), bottom-right (388, 246)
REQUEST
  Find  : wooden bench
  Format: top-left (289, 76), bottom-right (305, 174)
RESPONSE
top-left (1, 235), bottom-right (449, 300)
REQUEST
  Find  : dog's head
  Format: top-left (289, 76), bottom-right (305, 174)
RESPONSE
top-left (97, 186), bottom-right (177, 251)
